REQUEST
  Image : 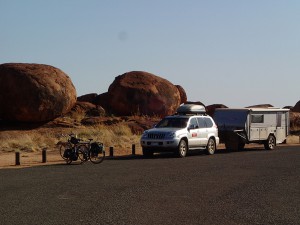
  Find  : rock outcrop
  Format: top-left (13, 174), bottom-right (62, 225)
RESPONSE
top-left (175, 85), bottom-right (187, 104)
top-left (77, 93), bottom-right (98, 104)
top-left (105, 71), bottom-right (182, 117)
top-left (245, 104), bottom-right (274, 108)
top-left (292, 101), bottom-right (300, 112)
top-left (70, 102), bottom-right (105, 117)
top-left (206, 104), bottom-right (228, 117)
top-left (0, 63), bottom-right (76, 122)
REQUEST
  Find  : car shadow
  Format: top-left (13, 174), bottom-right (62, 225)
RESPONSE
top-left (105, 146), bottom-right (269, 160)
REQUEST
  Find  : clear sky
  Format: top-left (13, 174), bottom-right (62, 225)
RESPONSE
top-left (1, 0), bottom-right (299, 108)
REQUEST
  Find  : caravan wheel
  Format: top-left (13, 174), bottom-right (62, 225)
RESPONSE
top-left (264, 135), bottom-right (276, 150)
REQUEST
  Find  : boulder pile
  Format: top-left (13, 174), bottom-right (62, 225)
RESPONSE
top-left (95, 71), bottom-right (186, 117)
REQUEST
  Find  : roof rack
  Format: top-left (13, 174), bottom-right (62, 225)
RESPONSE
top-left (176, 104), bottom-right (206, 115)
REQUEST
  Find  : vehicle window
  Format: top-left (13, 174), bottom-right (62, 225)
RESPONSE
top-left (189, 118), bottom-right (199, 128)
top-left (204, 118), bottom-right (213, 128)
top-left (197, 118), bottom-right (206, 128)
top-left (251, 115), bottom-right (264, 123)
top-left (156, 118), bottom-right (189, 128)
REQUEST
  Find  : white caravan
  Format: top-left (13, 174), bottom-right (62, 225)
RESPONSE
top-left (213, 108), bottom-right (290, 150)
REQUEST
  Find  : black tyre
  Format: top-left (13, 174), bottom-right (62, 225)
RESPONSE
top-left (264, 135), bottom-right (276, 150)
top-left (60, 143), bottom-right (72, 159)
top-left (65, 150), bottom-right (73, 164)
top-left (238, 142), bottom-right (245, 150)
top-left (142, 147), bottom-right (154, 157)
top-left (89, 146), bottom-right (105, 164)
top-left (205, 138), bottom-right (216, 155)
top-left (177, 139), bottom-right (188, 157)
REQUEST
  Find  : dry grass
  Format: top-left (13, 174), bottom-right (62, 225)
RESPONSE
top-left (0, 124), bottom-right (141, 155)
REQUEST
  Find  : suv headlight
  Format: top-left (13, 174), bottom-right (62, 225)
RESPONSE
top-left (141, 131), bottom-right (148, 138)
top-left (166, 132), bottom-right (176, 138)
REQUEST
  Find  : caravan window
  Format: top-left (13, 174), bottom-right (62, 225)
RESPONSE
top-left (251, 115), bottom-right (264, 123)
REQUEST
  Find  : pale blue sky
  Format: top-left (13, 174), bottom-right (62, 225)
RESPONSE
top-left (1, 0), bottom-right (299, 107)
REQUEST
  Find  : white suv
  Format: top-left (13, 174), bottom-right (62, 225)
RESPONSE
top-left (140, 104), bottom-right (219, 157)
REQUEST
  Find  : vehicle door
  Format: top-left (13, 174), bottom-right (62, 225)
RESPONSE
top-left (187, 117), bottom-right (201, 147)
top-left (197, 117), bottom-right (208, 146)
top-left (204, 118), bottom-right (215, 143)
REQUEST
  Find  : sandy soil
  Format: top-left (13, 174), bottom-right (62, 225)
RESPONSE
top-left (0, 146), bottom-right (144, 169)
top-left (1, 136), bottom-right (299, 170)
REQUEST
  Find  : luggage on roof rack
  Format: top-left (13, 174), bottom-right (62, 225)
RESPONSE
top-left (176, 104), bottom-right (206, 115)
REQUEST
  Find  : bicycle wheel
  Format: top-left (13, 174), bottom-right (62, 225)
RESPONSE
top-left (59, 142), bottom-right (72, 159)
top-left (89, 147), bottom-right (105, 164)
top-left (77, 145), bottom-right (89, 163)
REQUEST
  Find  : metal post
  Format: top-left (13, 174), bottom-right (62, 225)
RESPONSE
top-left (109, 147), bottom-right (114, 157)
top-left (132, 144), bottom-right (136, 155)
top-left (15, 152), bottom-right (20, 165)
top-left (42, 149), bottom-right (47, 163)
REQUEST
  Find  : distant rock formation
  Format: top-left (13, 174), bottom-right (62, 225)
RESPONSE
top-left (245, 104), bottom-right (274, 108)
top-left (77, 93), bottom-right (98, 104)
top-left (70, 102), bottom-right (105, 117)
top-left (206, 104), bottom-right (228, 117)
top-left (292, 101), bottom-right (300, 112)
top-left (102, 71), bottom-right (183, 117)
top-left (0, 63), bottom-right (76, 122)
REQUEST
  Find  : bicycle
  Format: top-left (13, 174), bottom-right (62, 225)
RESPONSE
top-left (58, 133), bottom-right (87, 164)
top-left (59, 134), bottom-right (105, 164)
top-left (78, 138), bottom-right (105, 164)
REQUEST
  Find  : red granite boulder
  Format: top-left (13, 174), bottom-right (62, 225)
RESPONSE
top-left (175, 85), bottom-right (187, 104)
top-left (292, 101), bottom-right (300, 112)
top-left (106, 71), bottom-right (181, 117)
top-left (0, 63), bottom-right (77, 122)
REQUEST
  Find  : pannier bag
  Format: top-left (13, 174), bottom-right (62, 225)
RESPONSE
top-left (63, 148), bottom-right (78, 161)
top-left (90, 142), bottom-right (103, 156)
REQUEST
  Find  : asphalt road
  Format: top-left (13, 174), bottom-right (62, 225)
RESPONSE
top-left (0, 146), bottom-right (299, 225)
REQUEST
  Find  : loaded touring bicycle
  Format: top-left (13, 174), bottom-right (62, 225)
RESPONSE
top-left (213, 108), bottom-right (290, 150)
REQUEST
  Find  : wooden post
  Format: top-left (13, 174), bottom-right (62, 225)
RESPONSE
top-left (15, 152), bottom-right (20, 166)
top-left (109, 147), bottom-right (114, 157)
top-left (42, 149), bottom-right (47, 163)
top-left (132, 144), bottom-right (136, 155)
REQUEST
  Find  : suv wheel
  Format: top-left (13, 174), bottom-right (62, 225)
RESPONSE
top-left (205, 138), bottom-right (216, 155)
top-left (177, 139), bottom-right (188, 157)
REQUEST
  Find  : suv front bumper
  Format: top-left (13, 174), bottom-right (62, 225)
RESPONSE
top-left (140, 138), bottom-right (180, 150)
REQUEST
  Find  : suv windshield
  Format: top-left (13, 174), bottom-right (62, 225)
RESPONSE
top-left (156, 117), bottom-right (189, 128)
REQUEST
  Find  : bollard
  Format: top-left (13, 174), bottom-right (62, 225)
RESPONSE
top-left (132, 144), bottom-right (136, 155)
top-left (15, 152), bottom-right (20, 166)
top-left (109, 147), bottom-right (114, 157)
top-left (42, 149), bottom-right (47, 163)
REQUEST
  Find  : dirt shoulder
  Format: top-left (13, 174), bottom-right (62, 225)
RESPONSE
top-left (1, 137), bottom-right (299, 170)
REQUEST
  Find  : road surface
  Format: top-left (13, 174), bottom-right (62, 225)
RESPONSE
top-left (0, 146), bottom-right (299, 225)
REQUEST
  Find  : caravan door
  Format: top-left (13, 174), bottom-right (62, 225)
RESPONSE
top-left (275, 112), bottom-right (287, 143)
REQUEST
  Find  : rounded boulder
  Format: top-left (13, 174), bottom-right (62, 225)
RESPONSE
top-left (0, 63), bottom-right (77, 122)
top-left (107, 71), bottom-right (181, 117)
top-left (292, 101), bottom-right (300, 112)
